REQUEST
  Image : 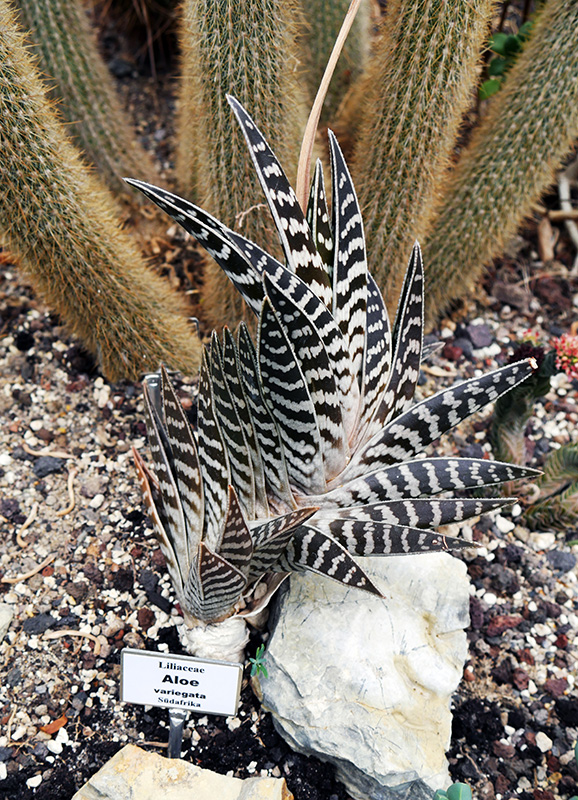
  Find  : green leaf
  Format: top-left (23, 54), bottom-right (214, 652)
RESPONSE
top-left (447, 783), bottom-right (472, 800)
top-left (479, 79), bottom-right (502, 100)
top-left (433, 791), bottom-right (449, 800)
top-left (574, 740), bottom-right (578, 764)
top-left (489, 32), bottom-right (509, 55)
top-left (504, 34), bottom-right (523, 55)
top-left (518, 20), bottom-right (534, 41)
top-left (488, 57), bottom-right (507, 77)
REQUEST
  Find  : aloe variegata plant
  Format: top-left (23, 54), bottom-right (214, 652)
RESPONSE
top-left (130, 96), bottom-right (539, 627)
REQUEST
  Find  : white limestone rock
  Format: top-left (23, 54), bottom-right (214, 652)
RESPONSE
top-left (258, 553), bottom-right (470, 800)
top-left (72, 744), bottom-right (292, 800)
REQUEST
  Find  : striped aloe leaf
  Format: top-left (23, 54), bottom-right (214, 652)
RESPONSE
top-left (130, 98), bottom-right (539, 624)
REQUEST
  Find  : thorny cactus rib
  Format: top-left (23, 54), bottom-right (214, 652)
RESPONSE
top-left (14, 0), bottom-right (155, 201)
top-left (351, 0), bottom-right (496, 309)
top-left (176, 0), bottom-right (307, 326)
top-left (131, 98), bottom-right (538, 625)
top-left (422, 0), bottom-right (578, 320)
top-left (0, 1), bottom-right (201, 382)
top-left (300, 0), bottom-right (372, 124)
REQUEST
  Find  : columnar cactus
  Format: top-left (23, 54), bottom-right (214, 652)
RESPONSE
top-left (351, 0), bottom-right (496, 306)
top-left (422, 0), bottom-right (578, 319)
top-left (131, 98), bottom-right (538, 651)
top-left (175, 0), bottom-right (308, 326)
top-left (0, 1), bottom-right (200, 381)
top-left (300, 0), bottom-right (372, 123)
top-left (14, 0), bottom-right (155, 201)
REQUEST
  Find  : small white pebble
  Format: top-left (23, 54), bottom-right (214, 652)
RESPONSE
top-left (96, 386), bottom-right (110, 409)
top-left (26, 775), bottom-right (42, 789)
top-left (560, 749), bottom-right (576, 765)
top-left (528, 601), bottom-right (538, 612)
top-left (89, 493), bottom-right (105, 509)
top-left (567, 613), bottom-right (578, 630)
top-left (533, 623), bottom-right (551, 637)
top-left (529, 532), bottom-right (556, 551)
top-left (495, 515), bottom-right (515, 534)
top-left (484, 593), bottom-right (497, 606)
top-left (29, 419), bottom-right (44, 431)
top-left (11, 725), bottom-right (27, 741)
top-left (46, 740), bottom-right (63, 755)
top-left (227, 717), bottom-right (242, 731)
top-left (536, 732), bottom-right (553, 753)
top-left (0, 763), bottom-right (6, 780)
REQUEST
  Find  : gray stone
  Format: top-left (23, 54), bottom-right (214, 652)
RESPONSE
top-left (72, 744), bottom-right (291, 800)
top-left (22, 613), bottom-right (56, 634)
top-left (466, 323), bottom-right (493, 349)
top-left (258, 553), bottom-right (470, 800)
top-left (546, 549), bottom-right (576, 573)
top-left (33, 455), bottom-right (65, 478)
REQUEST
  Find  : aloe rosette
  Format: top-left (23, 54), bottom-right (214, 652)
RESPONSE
top-left (130, 97), bottom-right (538, 652)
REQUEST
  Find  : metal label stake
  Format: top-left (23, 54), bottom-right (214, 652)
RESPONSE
top-left (168, 709), bottom-right (188, 759)
top-left (119, 649), bottom-right (243, 758)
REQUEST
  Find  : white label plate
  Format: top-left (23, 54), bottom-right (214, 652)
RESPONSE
top-left (121, 648), bottom-right (243, 716)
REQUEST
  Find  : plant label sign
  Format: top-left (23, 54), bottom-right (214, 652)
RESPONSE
top-left (121, 648), bottom-right (243, 716)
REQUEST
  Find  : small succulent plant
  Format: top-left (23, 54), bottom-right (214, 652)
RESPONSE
top-left (490, 330), bottom-right (578, 534)
top-left (249, 644), bottom-right (268, 679)
top-left (434, 782), bottom-right (472, 800)
top-left (131, 97), bottom-right (538, 632)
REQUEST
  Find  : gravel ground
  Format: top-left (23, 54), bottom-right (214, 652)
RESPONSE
top-left (1, 6), bottom-right (578, 797)
top-left (1, 244), bottom-right (578, 800)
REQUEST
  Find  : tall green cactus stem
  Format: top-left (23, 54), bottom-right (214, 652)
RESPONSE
top-left (176, 0), bottom-right (307, 326)
top-left (0, 1), bottom-right (201, 381)
top-left (300, 0), bottom-right (371, 123)
top-left (422, 0), bottom-right (578, 321)
top-left (351, 0), bottom-right (496, 308)
top-left (14, 0), bottom-right (155, 201)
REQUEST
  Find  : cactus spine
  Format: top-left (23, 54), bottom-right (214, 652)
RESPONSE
top-left (300, 0), bottom-right (372, 123)
top-left (0, 1), bottom-right (201, 381)
top-left (422, 0), bottom-right (578, 320)
top-left (14, 0), bottom-right (155, 201)
top-left (351, 0), bottom-right (496, 307)
top-left (176, 0), bottom-right (308, 326)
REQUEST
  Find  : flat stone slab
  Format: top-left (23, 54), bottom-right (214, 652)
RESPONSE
top-left (72, 744), bottom-right (292, 800)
